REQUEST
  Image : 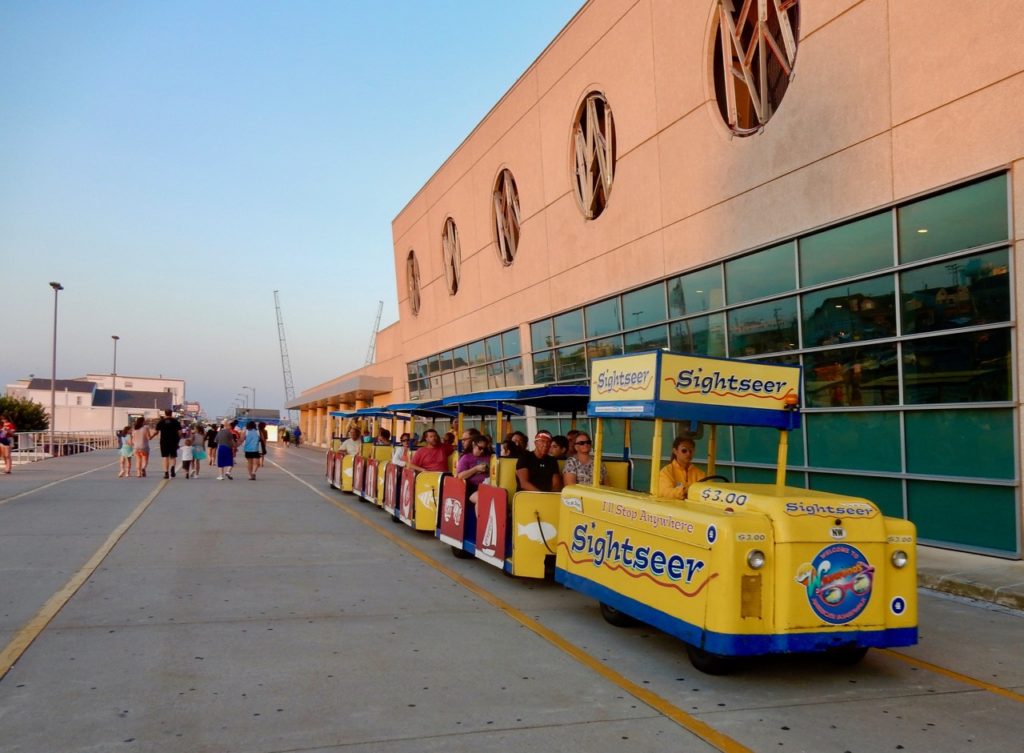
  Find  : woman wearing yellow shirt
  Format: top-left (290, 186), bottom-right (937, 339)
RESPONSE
top-left (658, 436), bottom-right (704, 500)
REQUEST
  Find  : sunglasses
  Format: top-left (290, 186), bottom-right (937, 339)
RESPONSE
top-left (575, 440), bottom-right (591, 446)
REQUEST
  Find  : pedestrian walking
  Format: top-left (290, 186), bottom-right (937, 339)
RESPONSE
top-left (215, 423), bottom-right (236, 480)
top-left (190, 425), bottom-right (206, 476)
top-left (257, 421), bottom-right (268, 468)
top-left (206, 425), bottom-right (218, 466)
top-left (154, 409), bottom-right (183, 478)
top-left (117, 426), bottom-right (134, 478)
top-left (180, 438), bottom-right (194, 479)
top-left (0, 415), bottom-right (14, 474)
top-left (293, 426), bottom-right (301, 446)
top-left (131, 416), bottom-right (154, 477)
top-left (242, 421), bottom-right (261, 480)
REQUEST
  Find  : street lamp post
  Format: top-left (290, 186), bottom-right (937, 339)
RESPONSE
top-left (110, 335), bottom-right (120, 439)
top-left (243, 385), bottom-right (255, 411)
top-left (49, 281), bottom-right (63, 457)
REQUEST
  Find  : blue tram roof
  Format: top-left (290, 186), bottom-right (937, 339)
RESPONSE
top-left (382, 398), bottom-right (457, 419)
top-left (441, 384), bottom-right (588, 415)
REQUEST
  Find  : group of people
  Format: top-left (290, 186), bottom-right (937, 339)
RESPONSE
top-left (342, 420), bottom-right (705, 504)
top-left (116, 410), bottom-right (271, 481)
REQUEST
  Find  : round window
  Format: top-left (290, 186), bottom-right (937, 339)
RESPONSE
top-left (572, 91), bottom-right (615, 219)
top-left (712, 0), bottom-right (799, 135)
top-left (493, 168), bottom-right (521, 266)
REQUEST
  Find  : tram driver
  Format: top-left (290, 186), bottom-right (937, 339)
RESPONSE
top-left (658, 435), bottom-right (704, 501)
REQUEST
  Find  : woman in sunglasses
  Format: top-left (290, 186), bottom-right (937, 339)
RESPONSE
top-left (658, 435), bottom-right (704, 500)
top-left (562, 432), bottom-right (606, 486)
top-left (456, 436), bottom-right (492, 503)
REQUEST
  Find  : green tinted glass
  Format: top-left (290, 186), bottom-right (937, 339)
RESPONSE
top-left (800, 212), bottom-right (893, 286)
top-left (806, 412), bottom-right (901, 471)
top-left (803, 343), bottom-right (898, 408)
top-left (556, 344), bottom-right (587, 381)
top-left (503, 358), bottom-right (524, 387)
top-left (531, 320), bottom-right (553, 351)
top-left (905, 408), bottom-right (1014, 479)
top-left (669, 313), bottom-right (727, 356)
top-left (502, 328), bottom-right (521, 357)
top-left (485, 335), bottom-right (503, 362)
top-left (900, 248), bottom-right (1010, 335)
top-left (808, 473), bottom-right (904, 518)
top-left (734, 424), bottom-right (804, 465)
top-left (903, 329), bottom-right (1011, 404)
top-left (623, 283), bottom-right (667, 328)
top-left (725, 242), bottom-right (795, 304)
top-left (801, 275), bottom-right (896, 347)
top-left (585, 299), bottom-right (622, 338)
top-left (908, 481), bottom-right (1017, 553)
top-left (727, 297), bottom-right (798, 356)
top-left (668, 266), bottom-right (725, 316)
top-left (732, 466), bottom-right (803, 486)
top-left (624, 326), bottom-right (667, 353)
top-left (468, 340), bottom-right (486, 364)
top-left (553, 310), bottom-right (584, 346)
top-left (487, 362), bottom-right (505, 388)
top-left (532, 350), bottom-right (554, 383)
top-left (898, 174), bottom-right (1008, 263)
top-left (453, 346), bottom-right (469, 368)
top-left (587, 336), bottom-right (624, 361)
top-left (601, 419), bottom-right (626, 455)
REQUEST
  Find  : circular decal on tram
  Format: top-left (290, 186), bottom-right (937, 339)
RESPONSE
top-left (706, 524), bottom-right (718, 545)
top-left (795, 544), bottom-right (875, 625)
top-left (890, 596), bottom-right (906, 616)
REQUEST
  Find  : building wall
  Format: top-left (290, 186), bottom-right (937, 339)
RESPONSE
top-left (301, 0), bottom-right (1024, 556)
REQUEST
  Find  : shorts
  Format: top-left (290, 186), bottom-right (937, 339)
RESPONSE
top-left (217, 445), bottom-right (234, 467)
top-left (160, 442), bottom-right (179, 458)
top-left (245, 451), bottom-right (261, 459)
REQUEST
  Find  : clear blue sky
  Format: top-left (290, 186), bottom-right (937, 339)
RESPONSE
top-left (0, 0), bottom-right (584, 418)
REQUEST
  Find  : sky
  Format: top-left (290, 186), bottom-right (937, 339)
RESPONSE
top-left (0, 0), bottom-right (584, 419)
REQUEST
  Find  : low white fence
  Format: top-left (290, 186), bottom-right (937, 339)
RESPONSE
top-left (9, 431), bottom-right (117, 463)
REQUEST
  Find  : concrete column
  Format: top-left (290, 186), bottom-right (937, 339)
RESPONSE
top-left (314, 407), bottom-right (324, 446)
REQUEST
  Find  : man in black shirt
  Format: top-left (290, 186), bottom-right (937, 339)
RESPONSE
top-left (515, 430), bottom-right (564, 493)
top-left (154, 409), bottom-right (183, 479)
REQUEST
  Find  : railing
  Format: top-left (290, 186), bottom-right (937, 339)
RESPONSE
top-left (9, 431), bottom-right (118, 463)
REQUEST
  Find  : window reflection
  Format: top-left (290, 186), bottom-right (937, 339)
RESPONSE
top-left (727, 297), bottom-right (798, 356)
top-left (903, 329), bottom-right (1011, 404)
top-left (587, 336), bottom-right (624, 361)
top-left (504, 357), bottom-right (524, 386)
top-left (726, 242), bottom-right (795, 304)
top-left (455, 369), bottom-right (470, 394)
top-left (801, 276), bottom-right (896, 347)
top-left (556, 344), bottom-right (588, 381)
top-left (623, 326), bottom-right (666, 353)
top-left (900, 248), bottom-right (1009, 334)
top-left (800, 212), bottom-right (893, 287)
top-left (531, 319), bottom-right (553, 351)
top-left (533, 350), bottom-right (555, 383)
top-left (804, 344), bottom-right (898, 407)
top-left (622, 282), bottom-right (666, 328)
top-left (502, 329), bottom-right (521, 357)
top-left (669, 314), bottom-right (726, 356)
top-left (668, 267), bottom-right (724, 317)
top-left (485, 335), bottom-right (503, 361)
top-left (487, 361), bottom-right (505, 389)
top-left (468, 340), bottom-right (486, 364)
top-left (585, 299), bottom-right (622, 338)
top-left (553, 310), bottom-right (584, 345)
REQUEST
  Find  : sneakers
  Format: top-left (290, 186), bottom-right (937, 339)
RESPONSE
top-left (249, 473), bottom-right (256, 480)
top-left (217, 475), bottom-right (224, 481)
top-left (225, 472), bottom-right (233, 480)
top-left (170, 466), bottom-right (176, 478)
top-left (164, 472), bottom-right (169, 479)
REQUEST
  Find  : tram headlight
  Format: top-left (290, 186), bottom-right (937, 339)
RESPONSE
top-left (891, 550), bottom-right (909, 569)
top-left (746, 549), bottom-right (766, 570)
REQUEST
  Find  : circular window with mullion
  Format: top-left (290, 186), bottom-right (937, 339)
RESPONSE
top-left (572, 91), bottom-right (615, 219)
top-left (442, 217), bottom-right (461, 295)
top-left (712, 0), bottom-right (799, 135)
top-left (493, 168), bottom-right (521, 266)
top-left (406, 250), bottom-right (421, 316)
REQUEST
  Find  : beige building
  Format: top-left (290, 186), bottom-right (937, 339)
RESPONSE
top-left (291, 0), bottom-right (1023, 557)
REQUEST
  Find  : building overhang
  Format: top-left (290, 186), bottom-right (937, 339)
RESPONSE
top-left (287, 375), bottom-right (393, 410)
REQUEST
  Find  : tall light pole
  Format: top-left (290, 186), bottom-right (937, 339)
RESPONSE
top-left (110, 335), bottom-right (120, 438)
top-left (243, 385), bottom-right (255, 411)
top-left (49, 281), bottom-right (63, 457)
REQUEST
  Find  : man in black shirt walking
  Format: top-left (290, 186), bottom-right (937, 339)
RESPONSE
top-left (154, 409), bottom-right (183, 479)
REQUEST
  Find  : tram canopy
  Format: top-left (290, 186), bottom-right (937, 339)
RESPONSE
top-left (441, 383), bottom-right (589, 415)
top-left (587, 350), bottom-right (801, 430)
top-left (383, 398), bottom-right (457, 420)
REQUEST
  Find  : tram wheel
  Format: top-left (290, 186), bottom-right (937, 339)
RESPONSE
top-left (599, 602), bottom-right (640, 628)
top-left (825, 646), bottom-right (869, 666)
top-left (686, 644), bottom-right (737, 675)
top-left (451, 545), bottom-right (474, 559)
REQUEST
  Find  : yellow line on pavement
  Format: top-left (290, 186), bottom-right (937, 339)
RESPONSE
top-left (274, 461), bottom-right (751, 753)
top-left (882, 649), bottom-right (1024, 704)
top-left (0, 480), bottom-right (166, 681)
top-left (0, 461), bottom-right (119, 507)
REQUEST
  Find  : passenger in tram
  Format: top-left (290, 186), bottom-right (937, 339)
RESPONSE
top-left (548, 435), bottom-right (569, 459)
top-left (566, 429), bottom-right (580, 447)
top-left (515, 430), bottom-right (563, 493)
top-left (374, 428), bottom-right (392, 446)
top-left (501, 430), bottom-right (528, 458)
top-left (442, 431), bottom-right (456, 451)
top-left (456, 436), bottom-right (492, 503)
top-left (339, 427), bottom-right (362, 458)
top-left (562, 431), bottom-right (606, 486)
top-left (408, 428), bottom-right (453, 472)
top-left (657, 436), bottom-right (704, 500)
top-left (459, 427), bottom-right (480, 454)
top-left (391, 432), bottom-right (412, 467)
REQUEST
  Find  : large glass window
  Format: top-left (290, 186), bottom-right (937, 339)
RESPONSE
top-left (898, 174), bottom-right (1008, 263)
top-left (468, 340), bottom-right (485, 364)
top-left (504, 357), bottom-right (524, 387)
top-left (727, 297), bottom-right (798, 356)
top-left (908, 481), bottom-right (1017, 553)
top-left (531, 319), bottom-right (553, 351)
top-left (533, 350), bottom-right (555, 383)
top-left (585, 299), bottom-right (622, 338)
top-left (903, 329), bottom-right (1011, 404)
top-left (801, 275), bottom-right (896, 347)
top-left (556, 344), bottom-right (587, 381)
top-left (622, 282), bottom-right (666, 329)
top-left (725, 242), bottom-right (795, 304)
top-left (587, 335), bottom-right (624, 361)
top-left (669, 266), bottom-right (724, 317)
top-left (624, 326), bottom-right (667, 353)
top-left (803, 343), bottom-right (898, 408)
top-left (799, 212), bottom-right (893, 287)
top-left (553, 310), bottom-right (584, 346)
top-left (808, 473), bottom-right (904, 518)
top-left (502, 329), bottom-right (521, 358)
top-left (669, 314), bottom-right (726, 356)
top-left (904, 408), bottom-right (1014, 479)
top-left (805, 412), bottom-right (901, 472)
top-left (900, 248), bottom-right (1010, 335)
top-left (485, 335), bottom-right (503, 361)
top-left (734, 425), bottom-right (804, 465)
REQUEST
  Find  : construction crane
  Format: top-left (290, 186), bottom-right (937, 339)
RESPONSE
top-left (273, 290), bottom-right (297, 422)
top-left (365, 300), bottom-right (383, 366)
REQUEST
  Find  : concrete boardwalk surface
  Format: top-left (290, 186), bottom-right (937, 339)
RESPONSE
top-left (1, 447), bottom-right (1023, 753)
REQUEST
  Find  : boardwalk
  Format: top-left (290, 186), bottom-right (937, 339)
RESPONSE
top-left (2, 447), bottom-right (1023, 753)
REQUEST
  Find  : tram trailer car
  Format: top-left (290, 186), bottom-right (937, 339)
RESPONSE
top-left (553, 351), bottom-right (917, 673)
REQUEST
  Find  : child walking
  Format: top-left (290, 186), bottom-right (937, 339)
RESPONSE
top-left (180, 438), bottom-right (194, 479)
